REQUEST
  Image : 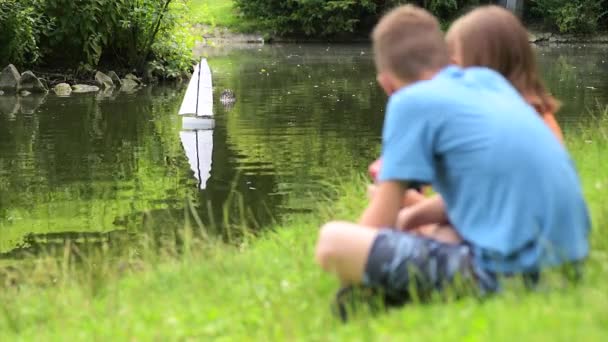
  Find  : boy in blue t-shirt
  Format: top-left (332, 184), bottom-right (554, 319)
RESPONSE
top-left (314, 5), bottom-right (590, 306)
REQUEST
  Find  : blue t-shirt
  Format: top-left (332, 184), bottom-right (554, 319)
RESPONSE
top-left (379, 66), bottom-right (590, 274)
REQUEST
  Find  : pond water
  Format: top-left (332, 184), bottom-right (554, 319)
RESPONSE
top-left (0, 44), bottom-right (607, 258)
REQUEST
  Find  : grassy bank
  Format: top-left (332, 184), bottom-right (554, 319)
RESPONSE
top-left (1, 119), bottom-right (607, 340)
top-left (191, 0), bottom-right (242, 29)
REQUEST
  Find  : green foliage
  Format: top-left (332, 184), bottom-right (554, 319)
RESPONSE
top-left (0, 0), bottom-right (195, 78)
top-left (0, 0), bottom-right (46, 66)
top-left (529, 0), bottom-right (607, 33)
top-left (232, 0), bottom-right (486, 37)
top-left (208, 0), bottom-right (608, 36)
top-left (190, 0), bottom-right (242, 28)
top-left (233, 0), bottom-right (379, 36)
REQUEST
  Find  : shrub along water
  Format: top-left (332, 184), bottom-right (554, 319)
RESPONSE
top-left (528, 0), bottom-right (608, 33)
top-left (0, 0), bottom-right (196, 79)
top-left (229, 0), bottom-right (608, 36)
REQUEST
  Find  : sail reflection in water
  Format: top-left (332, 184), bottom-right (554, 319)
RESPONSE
top-left (179, 58), bottom-right (215, 189)
top-left (180, 130), bottom-right (213, 189)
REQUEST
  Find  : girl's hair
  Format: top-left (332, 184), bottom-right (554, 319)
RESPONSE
top-left (446, 5), bottom-right (560, 114)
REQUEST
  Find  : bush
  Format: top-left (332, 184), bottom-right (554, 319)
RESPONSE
top-left (233, 0), bottom-right (379, 36)
top-left (0, 0), bottom-right (195, 78)
top-left (233, 0), bottom-right (486, 37)
top-left (529, 0), bottom-right (607, 33)
top-left (0, 1), bottom-right (46, 66)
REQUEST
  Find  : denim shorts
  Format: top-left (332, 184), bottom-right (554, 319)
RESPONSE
top-left (363, 229), bottom-right (498, 305)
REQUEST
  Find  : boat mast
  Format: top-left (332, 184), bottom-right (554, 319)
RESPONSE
top-left (195, 58), bottom-right (202, 116)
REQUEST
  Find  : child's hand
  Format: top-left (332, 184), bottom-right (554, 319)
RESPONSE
top-left (368, 159), bottom-right (382, 181)
top-left (396, 207), bottom-right (415, 230)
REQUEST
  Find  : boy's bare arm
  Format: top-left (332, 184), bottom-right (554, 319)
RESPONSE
top-left (397, 194), bottom-right (448, 229)
top-left (359, 181), bottom-right (407, 228)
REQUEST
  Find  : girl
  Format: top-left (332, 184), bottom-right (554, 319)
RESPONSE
top-left (446, 5), bottom-right (563, 142)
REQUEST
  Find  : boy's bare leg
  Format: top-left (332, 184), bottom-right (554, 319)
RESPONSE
top-left (315, 221), bottom-right (379, 285)
top-left (315, 221), bottom-right (462, 290)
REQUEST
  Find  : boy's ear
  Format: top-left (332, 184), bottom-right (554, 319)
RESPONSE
top-left (377, 72), bottom-right (397, 95)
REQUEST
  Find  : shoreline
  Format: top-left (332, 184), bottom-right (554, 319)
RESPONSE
top-left (196, 23), bottom-right (608, 46)
top-left (528, 30), bottom-right (608, 44)
top-left (3, 29), bottom-right (606, 86)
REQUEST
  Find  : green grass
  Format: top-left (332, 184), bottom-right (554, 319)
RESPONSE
top-left (190, 0), bottom-right (240, 28)
top-left (0, 116), bottom-right (607, 340)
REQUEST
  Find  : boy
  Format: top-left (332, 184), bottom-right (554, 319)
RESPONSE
top-left (315, 5), bottom-right (590, 305)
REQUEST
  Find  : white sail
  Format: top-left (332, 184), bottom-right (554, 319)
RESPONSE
top-left (179, 58), bottom-right (213, 117)
top-left (180, 130), bottom-right (213, 190)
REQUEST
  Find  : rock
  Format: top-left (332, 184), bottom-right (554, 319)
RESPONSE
top-left (19, 94), bottom-right (46, 115)
top-left (39, 78), bottom-right (49, 91)
top-left (53, 83), bottom-right (72, 96)
top-left (594, 35), bottom-right (608, 43)
top-left (561, 34), bottom-right (577, 43)
top-left (72, 84), bottom-right (100, 93)
top-left (143, 63), bottom-right (158, 84)
top-left (20, 71), bottom-right (48, 93)
top-left (19, 90), bottom-right (31, 97)
top-left (0, 90), bottom-right (4, 96)
top-left (95, 71), bottom-right (114, 89)
top-left (120, 78), bottom-right (139, 92)
top-left (0, 64), bottom-right (21, 93)
top-left (125, 73), bottom-right (142, 85)
top-left (108, 71), bottom-right (122, 87)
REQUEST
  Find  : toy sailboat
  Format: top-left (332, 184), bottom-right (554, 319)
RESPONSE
top-left (179, 58), bottom-right (215, 130)
top-left (179, 58), bottom-right (215, 189)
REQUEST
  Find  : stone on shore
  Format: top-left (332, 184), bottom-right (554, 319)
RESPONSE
top-left (39, 78), bottom-right (49, 91)
top-left (0, 90), bottom-right (4, 96)
top-left (20, 71), bottom-right (48, 93)
top-left (72, 84), bottom-right (100, 93)
top-left (53, 83), bottom-right (72, 96)
top-left (120, 78), bottom-right (139, 92)
top-left (125, 73), bottom-right (142, 85)
top-left (19, 90), bottom-right (32, 97)
top-left (143, 63), bottom-right (157, 84)
top-left (108, 71), bottom-right (122, 87)
top-left (95, 71), bottom-right (114, 89)
top-left (0, 64), bottom-right (21, 93)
